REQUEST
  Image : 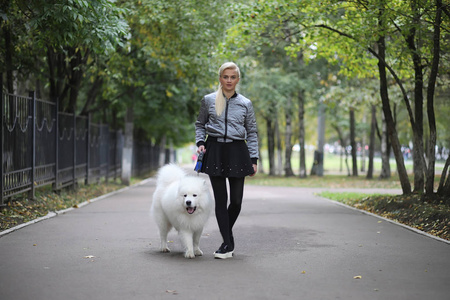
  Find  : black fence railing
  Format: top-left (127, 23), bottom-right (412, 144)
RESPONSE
top-left (1, 88), bottom-right (159, 206)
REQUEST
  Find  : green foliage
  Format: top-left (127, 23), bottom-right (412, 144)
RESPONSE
top-left (2, 0), bottom-right (449, 157)
top-left (28, 0), bottom-right (128, 54)
top-left (102, 0), bottom-right (231, 145)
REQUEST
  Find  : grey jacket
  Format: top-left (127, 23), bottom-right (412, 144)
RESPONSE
top-left (195, 92), bottom-right (259, 160)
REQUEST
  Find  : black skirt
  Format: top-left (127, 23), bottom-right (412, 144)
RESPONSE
top-left (200, 137), bottom-right (255, 177)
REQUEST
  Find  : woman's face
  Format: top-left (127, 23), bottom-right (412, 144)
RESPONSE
top-left (219, 68), bottom-right (240, 95)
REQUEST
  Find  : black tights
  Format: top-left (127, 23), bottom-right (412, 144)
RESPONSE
top-left (209, 176), bottom-right (245, 249)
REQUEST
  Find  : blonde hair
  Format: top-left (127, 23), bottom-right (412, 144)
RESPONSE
top-left (215, 62), bottom-right (241, 116)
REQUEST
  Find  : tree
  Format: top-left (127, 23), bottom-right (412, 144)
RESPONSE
top-left (307, 0), bottom-right (449, 196)
top-left (244, 0), bottom-right (449, 196)
top-left (25, 0), bottom-right (127, 112)
top-left (225, 6), bottom-right (325, 177)
top-left (101, 0), bottom-right (231, 164)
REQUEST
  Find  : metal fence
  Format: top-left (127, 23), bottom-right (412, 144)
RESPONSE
top-left (1, 89), bottom-right (159, 206)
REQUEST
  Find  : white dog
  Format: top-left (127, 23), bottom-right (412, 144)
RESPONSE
top-left (151, 164), bottom-right (212, 258)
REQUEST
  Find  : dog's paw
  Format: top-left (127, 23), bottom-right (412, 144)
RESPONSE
top-left (184, 251), bottom-right (196, 259)
top-left (161, 247), bottom-right (171, 253)
top-left (194, 249), bottom-right (203, 256)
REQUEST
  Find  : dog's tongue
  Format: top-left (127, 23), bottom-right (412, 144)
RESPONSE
top-left (187, 207), bottom-right (195, 214)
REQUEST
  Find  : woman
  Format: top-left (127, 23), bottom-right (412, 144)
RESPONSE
top-left (195, 62), bottom-right (259, 259)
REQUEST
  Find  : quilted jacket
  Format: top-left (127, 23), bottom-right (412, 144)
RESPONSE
top-left (195, 92), bottom-right (259, 161)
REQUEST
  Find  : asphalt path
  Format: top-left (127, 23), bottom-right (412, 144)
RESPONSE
top-left (0, 172), bottom-right (449, 300)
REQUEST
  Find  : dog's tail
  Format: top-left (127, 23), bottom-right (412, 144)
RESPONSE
top-left (156, 164), bottom-right (186, 187)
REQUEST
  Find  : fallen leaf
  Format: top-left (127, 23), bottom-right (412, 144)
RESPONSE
top-left (84, 255), bottom-right (95, 259)
top-left (353, 275), bottom-right (362, 279)
top-left (301, 271), bottom-right (306, 274)
top-left (166, 290), bottom-right (178, 294)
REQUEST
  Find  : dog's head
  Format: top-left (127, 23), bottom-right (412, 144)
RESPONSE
top-left (183, 193), bottom-right (198, 215)
top-left (178, 177), bottom-right (211, 215)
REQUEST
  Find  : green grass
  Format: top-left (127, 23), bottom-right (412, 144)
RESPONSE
top-left (179, 144), bottom-right (445, 177)
top-left (246, 173), bottom-right (403, 189)
top-left (0, 175), bottom-right (152, 232)
top-left (318, 191), bottom-right (450, 241)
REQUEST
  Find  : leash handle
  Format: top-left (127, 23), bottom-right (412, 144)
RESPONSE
top-left (194, 151), bottom-right (204, 174)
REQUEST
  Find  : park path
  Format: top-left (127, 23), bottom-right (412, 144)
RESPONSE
top-left (0, 172), bottom-right (449, 300)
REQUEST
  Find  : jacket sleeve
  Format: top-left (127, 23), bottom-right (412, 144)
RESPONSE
top-left (195, 97), bottom-right (208, 146)
top-left (245, 101), bottom-right (259, 162)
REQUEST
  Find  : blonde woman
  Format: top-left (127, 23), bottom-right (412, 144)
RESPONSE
top-left (195, 62), bottom-right (259, 259)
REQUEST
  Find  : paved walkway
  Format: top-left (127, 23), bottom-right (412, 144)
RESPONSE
top-left (0, 172), bottom-right (449, 300)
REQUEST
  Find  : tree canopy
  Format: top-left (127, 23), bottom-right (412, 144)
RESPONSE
top-left (1, 0), bottom-right (449, 197)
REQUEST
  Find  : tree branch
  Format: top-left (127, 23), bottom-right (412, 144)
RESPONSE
top-left (311, 23), bottom-right (415, 129)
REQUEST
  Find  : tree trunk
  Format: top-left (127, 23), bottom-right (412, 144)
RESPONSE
top-left (275, 116), bottom-right (282, 175)
top-left (350, 108), bottom-right (358, 176)
top-left (379, 110), bottom-right (391, 178)
top-left (2, 21), bottom-right (14, 94)
top-left (366, 105), bottom-right (376, 179)
top-left (46, 48), bottom-right (68, 106)
top-left (46, 48), bottom-right (57, 102)
top-left (67, 48), bottom-right (88, 113)
top-left (158, 134), bottom-right (167, 168)
top-left (311, 101), bottom-right (325, 176)
top-left (437, 154), bottom-right (450, 197)
top-left (81, 76), bottom-right (104, 115)
top-left (425, 0), bottom-right (442, 196)
top-left (298, 90), bottom-right (307, 178)
top-left (361, 112), bottom-right (366, 173)
top-left (333, 124), bottom-right (350, 177)
top-left (376, 25), bottom-right (411, 193)
top-left (257, 134), bottom-right (265, 174)
top-left (284, 99), bottom-right (294, 177)
top-left (121, 107), bottom-right (134, 186)
top-left (267, 118), bottom-right (275, 176)
top-left (405, 0), bottom-right (426, 193)
top-left (169, 140), bottom-right (176, 163)
top-left (379, 55), bottom-right (411, 194)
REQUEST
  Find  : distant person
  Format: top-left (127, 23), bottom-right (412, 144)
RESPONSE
top-left (195, 62), bottom-right (259, 259)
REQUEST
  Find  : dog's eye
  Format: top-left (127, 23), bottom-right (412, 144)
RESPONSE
top-left (183, 195), bottom-right (187, 197)
top-left (193, 194), bottom-right (197, 197)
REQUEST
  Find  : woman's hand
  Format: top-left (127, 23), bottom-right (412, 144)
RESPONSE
top-left (250, 164), bottom-right (257, 177)
top-left (197, 145), bottom-right (206, 154)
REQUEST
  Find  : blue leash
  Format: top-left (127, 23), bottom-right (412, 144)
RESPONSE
top-left (194, 151), bottom-right (204, 174)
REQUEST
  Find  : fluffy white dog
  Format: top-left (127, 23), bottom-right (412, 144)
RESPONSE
top-left (151, 164), bottom-right (212, 258)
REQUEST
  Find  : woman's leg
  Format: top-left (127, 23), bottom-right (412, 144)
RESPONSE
top-left (228, 176), bottom-right (245, 231)
top-left (209, 175), bottom-right (232, 247)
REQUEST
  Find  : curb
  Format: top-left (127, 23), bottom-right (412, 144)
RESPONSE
top-left (319, 194), bottom-right (450, 245)
top-left (0, 177), bottom-right (155, 238)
